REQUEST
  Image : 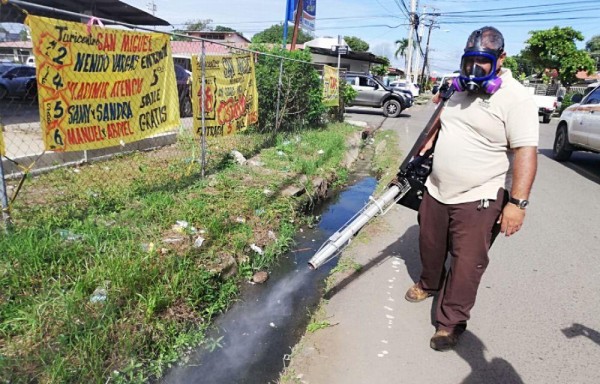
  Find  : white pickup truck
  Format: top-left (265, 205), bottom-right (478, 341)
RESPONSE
top-left (553, 84), bottom-right (600, 161)
top-left (525, 83), bottom-right (562, 124)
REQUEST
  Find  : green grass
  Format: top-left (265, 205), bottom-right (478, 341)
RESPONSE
top-left (0, 123), bottom-right (361, 383)
top-left (370, 130), bottom-right (402, 195)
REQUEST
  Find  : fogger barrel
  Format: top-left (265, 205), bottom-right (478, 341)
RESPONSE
top-left (307, 89), bottom-right (454, 270)
top-left (308, 183), bottom-right (407, 269)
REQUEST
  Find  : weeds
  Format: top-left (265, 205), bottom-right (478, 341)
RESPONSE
top-left (0, 123), bottom-right (361, 383)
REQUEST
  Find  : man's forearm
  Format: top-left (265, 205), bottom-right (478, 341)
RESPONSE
top-left (510, 146), bottom-right (537, 199)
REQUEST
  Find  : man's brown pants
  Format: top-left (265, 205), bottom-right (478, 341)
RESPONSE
top-left (418, 188), bottom-right (507, 333)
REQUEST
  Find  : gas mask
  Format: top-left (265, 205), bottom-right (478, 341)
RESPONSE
top-left (452, 30), bottom-right (504, 94)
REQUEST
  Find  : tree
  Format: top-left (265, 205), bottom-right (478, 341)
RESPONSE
top-left (251, 24), bottom-right (313, 45)
top-left (19, 28), bottom-right (29, 41)
top-left (394, 38), bottom-right (408, 59)
top-left (585, 35), bottom-right (600, 53)
top-left (521, 26), bottom-right (595, 85)
top-left (344, 36), bottom-right (369, 52)
top-left (503, 56), bottom-right (519, 76)
top-left (585, 35), bottom-right (600, 71)
top-left (172, 19), bottom-right (213, 41)
top-left (372, 56), bottom-right (391, 76)
top-left (184, 19), bottom-right (213, 31)
top-left (214, 25), bottom-right (236, 32)
top-left (394, 38), bottom-right (412, 71)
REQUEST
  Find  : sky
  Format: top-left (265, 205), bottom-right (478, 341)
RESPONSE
top-left (5, 0), bottom-right (599, 76)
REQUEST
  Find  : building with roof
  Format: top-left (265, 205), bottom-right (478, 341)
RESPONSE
top-left (182, 31), bottom-right (250, 45)
top-left (0, 41), bottom-right (32, 63)
top-left (0, 0), bottom-right (169, 25)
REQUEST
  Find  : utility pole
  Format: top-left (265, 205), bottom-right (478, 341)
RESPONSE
top-left (147, 0), bottom-right (156, 15)
top-left (291, 0), bottom-right (303, 51)
top-left (405, 0), bottom-right (417, 81)
top-left (147, 1), bottom-right (157, 30)
top-left (413, 5), bottom-right (425, 85)
top-left (420, 12), bottom-right (440, 89)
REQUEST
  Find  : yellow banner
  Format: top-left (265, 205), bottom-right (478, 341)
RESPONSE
top-left (323, 65), bottom-right (339, 107)
top-left (0, 128), bottom-right (5, 156)
top-left (191, 54), bottom-right (258, 137)
top-left (26, 15), bottom-right (180, 152)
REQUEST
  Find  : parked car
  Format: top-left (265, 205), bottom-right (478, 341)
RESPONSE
top-left (0, 63), bottom-right (17, 76)
top-left (0, 65), bottom-right (36, 99)
top-left (389, 79), bottom-right (420, 97)
top-left (584, 82), bottom-right (600, 96)
top-left (174, 63), bottom-right (192, 117)
top-left (525, 83), bottom-right (563, 124)
top-left (553, 84), bottom-right (600, 161)
top-left (343, 72), bottom-right (412, 117)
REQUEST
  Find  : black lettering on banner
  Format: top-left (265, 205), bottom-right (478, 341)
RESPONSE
top-left (53, 73), bottom-right (64, 90)
top-left (139, 106), bottom-right (167, 131)
top-left (150, 69), bottom-right (159, 87)
top-left (54, 129), bottom-right (64, 146)
top-left (236, 56), bottom-right (251, 75)
top-left (222, 58), bottom-right (235, 79)
top-left (54, 101), bottom-right (64, 119)
top-left (53, 47), bottom-right (68, 65)
top-left (74, 53), bottom-right (110, 72)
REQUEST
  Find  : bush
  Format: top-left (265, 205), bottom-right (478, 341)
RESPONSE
top-left (252, 45), bottom-right (326, 133)
top-left (559, 91), bottom-right (578, 114)
top-left (327, 80), bottom-right (357, 122)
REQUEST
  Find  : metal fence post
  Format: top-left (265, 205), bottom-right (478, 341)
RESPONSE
top-left (0, 156), bottom-right (12, 232)
top-left (200, 40), bottom-right (207, 178)
top-left (275, 58), bottom-right (284, 130)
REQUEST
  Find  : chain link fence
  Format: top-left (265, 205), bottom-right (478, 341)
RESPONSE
top-left (0, 3), bottom-right (342, 230)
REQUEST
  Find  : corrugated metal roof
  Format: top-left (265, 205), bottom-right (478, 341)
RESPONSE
top-left (170, 41), bottom-right (250, 56)
top-left (0, 0), bottom-right (169, 26)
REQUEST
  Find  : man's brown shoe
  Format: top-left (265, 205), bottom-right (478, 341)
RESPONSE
top-left (430, 330), bottom-right (460, 351)
top-left (404, 283), bottom-right (433, 303)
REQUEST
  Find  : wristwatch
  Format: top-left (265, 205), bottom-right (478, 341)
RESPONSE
top-left (509, 197), bottom-right (529, 209)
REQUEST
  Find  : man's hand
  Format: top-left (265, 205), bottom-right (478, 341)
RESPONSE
top-left (497, 204), bottom-right (526, 237)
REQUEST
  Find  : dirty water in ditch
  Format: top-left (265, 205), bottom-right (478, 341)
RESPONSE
top-left (161, 153), bottom-right (380, 384)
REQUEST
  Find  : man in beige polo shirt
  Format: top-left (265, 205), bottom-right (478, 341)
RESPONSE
top-left (404, 26), bottom-right (539, 351)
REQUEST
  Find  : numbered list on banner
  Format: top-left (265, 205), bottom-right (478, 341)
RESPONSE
top-left (191, 54), bottom-right (258, 137)
top-left (26, 15), bottom-right (180, 152)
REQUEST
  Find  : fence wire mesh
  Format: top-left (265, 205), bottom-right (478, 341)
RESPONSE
top-left (0, 4), bottom-right (340, 230)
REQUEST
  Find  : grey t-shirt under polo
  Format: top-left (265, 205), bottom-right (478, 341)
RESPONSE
top-left (426, 68), bottom-right (539, 204)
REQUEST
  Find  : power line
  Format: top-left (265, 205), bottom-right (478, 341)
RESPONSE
top-left (441, 15), bottom-right (596, 24)
top-left (438, 6), bottom-right (600, 19)
top-left (436, 0), bottom-right (598, 15)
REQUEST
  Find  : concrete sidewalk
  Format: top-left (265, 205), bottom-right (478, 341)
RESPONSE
top-left (282, 104), bottom-right (600, 384)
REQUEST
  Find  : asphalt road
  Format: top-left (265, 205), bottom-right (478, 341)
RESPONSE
top-left (284, 102), bottom-right (600, 384)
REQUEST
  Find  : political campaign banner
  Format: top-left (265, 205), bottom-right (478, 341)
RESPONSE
top-left (322, 65), bottom-right (339, 107)
top-left (286, 0), bottom-right (317, 31)
top-left (26, 15), bottom-right (180, 152)
top-left (191, 54), bottom-right (258, 137)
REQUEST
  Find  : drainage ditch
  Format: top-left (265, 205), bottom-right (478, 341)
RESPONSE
top-left (162, 146), bottom-right (380, 384)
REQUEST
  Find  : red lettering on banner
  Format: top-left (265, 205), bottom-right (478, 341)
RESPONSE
top-left (107, 121), bottom-right (134, 139)
top-left (120, 35), bottom-right (152, 53)
top-left (66, 126), bottom-right (105, 145)
top-left (217, 94), bottom-right (247, 125)
top-left (97, 33), bottom-right (117, 51)
top-left (330, 76), bottom-right (337, 89)
top-left (67, 81), bottom-right (109, 100)
top-left (247, 111), bottom-right (258, 125)
top-left (110, 78), bottom-right (144, 97)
